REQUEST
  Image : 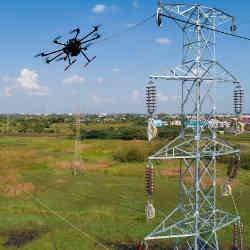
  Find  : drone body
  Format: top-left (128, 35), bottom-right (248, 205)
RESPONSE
top-left (36, 26), bottom-right (101, 71)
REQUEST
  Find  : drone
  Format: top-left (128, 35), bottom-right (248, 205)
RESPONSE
top-left (35, 26), bottom-right (101, 71)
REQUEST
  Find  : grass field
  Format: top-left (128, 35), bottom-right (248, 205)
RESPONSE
top-left (0, 136), bottom-right (249, 249)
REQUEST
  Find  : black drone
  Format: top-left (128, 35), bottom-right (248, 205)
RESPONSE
top-left (35, 26), bottom-right (101, 71)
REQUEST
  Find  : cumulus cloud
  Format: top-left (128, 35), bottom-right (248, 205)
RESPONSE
top-left (92, 4), bottom-right (106, 14)
top-left (63, 74), bottom-right (87, 85)
top-left (96, 77), bottom-right (104, 84)
top-left (155, 37), bottom-right (171, 45)
top-left (17, 68), bottom-right (48, 96)
top-left (112, 68), bottom-right (120, 72)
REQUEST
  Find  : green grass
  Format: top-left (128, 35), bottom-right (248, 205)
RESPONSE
top-left (0, 136), bottom-right (249, 249)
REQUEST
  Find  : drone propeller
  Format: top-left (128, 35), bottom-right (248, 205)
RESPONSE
top-left (53, 35), bottom-right (62, 42)
top-left (34, 53), bottom-right (44, 58)
top-left (93, 24), bottom-right (102, 31)
top-left (69, 28), bottom-right (80, 34)
top-left (56, 56), bottom-right (67, 62)
top-left (45, 58), bottom-right (51, 64)
top-left (90, 32), bottom-right (101, 38)
top-left (53, 35), bottom-right (63, 44)
top-left (82, 43), bottom-right (94, 51)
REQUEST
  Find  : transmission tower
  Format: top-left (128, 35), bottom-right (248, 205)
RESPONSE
top-left (72, 106), bottom-right (84, 176)
top-left (143, 3), bottom-right (242, 249)
top-left (6, 114), bottom-right (9, 134)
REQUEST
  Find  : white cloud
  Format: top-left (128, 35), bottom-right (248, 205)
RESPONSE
top-left (17, 69), bottom-right (40, 89)
top-left (155, 37), bottom-right (171, 45)
top-left (131, 89), bottom-right (140, 103)
top-left (133, 0), bottom-right (139, 8)
top-left (96, 77), bottom-right (104, 84)
top-left (112, 68), bottom-right (120, 72)
top-left (17, 68), bottom-right (48, 96)
top-left (92, 4), bottom-right (106, 14)
top-left (63, 74), bottom-right (87, 85)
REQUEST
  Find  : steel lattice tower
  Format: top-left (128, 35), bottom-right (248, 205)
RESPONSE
top-left (72, 106), bottom-right (84, 176)
top-left (144, 3), bottom-right (241, 249)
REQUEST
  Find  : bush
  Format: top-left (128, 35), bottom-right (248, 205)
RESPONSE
top-left (113, 140), bottom-right (166, 163)
top-left (157, 127), bottom-right (179, 140)
top-left (81, 126), bottom-right (147, 140)
top-left (240, 154), bottom-right (250, 170)
top-left (217, 153), bottom-right (250, 170)
top-left (113, 146), bottom-right (146, 162)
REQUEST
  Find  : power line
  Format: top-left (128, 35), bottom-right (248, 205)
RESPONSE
top-left (161, 13), bottom-right (250, 42)
top-left (96, 14), bottom-right (155, 44)
top-left (31, 195), bottom-right (111, 250)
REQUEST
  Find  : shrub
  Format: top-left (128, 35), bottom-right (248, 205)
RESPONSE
top-left (217, 153), bottom-right (250, 170)
top-left (240, 154), bottom-right (250, 170)
top-left (81, 126), bottom-right (147, 140)
top-left (113, 146), bottom-right (145, 162)
top-left (113, 140), bottom-right (166, 163)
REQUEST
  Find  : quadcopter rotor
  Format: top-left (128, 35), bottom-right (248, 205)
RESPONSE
top-left (69, 28), bottom-right (80, 34)
top-left (34, 52), bottom-right (45, 58)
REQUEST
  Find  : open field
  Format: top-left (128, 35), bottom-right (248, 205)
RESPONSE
top-left (0, 135), bottom-right (249, 249)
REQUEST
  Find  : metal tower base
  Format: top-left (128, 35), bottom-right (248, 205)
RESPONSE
top-left (145, 206), bottom-right (239, 249)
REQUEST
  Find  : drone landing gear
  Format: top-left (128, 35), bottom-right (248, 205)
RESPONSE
top-left (84, 56), bottom-right (96, 67)
top-left (80, 48), bottom-right (96, 68)
top-left (64, 59), bottom-right (77, 71)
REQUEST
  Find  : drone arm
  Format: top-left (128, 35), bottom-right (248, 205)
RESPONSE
top-left (42, 49), bottom-right (64, 57)
top-left (80, 50), bottom-right (90, 62)
top-left (54, 41), bottom-right (66, 46)
top-left (79, 29), bottom-right (97, 42)
top-left (47, 52), bottom-right (64, 63)
top-left (64, 56), bottom-right (77, 71)
top-left (80, 35), bottom-right (100, 45)
top-left (80, 51), bottom-right (96, 67)
top-left (74, 30), bottom-right (80, 39)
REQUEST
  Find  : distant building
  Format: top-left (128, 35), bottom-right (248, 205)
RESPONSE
top-left (171, 120), bottom-right (182, 126)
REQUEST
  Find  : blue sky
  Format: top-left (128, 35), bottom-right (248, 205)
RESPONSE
top-left (0, 0), bottom-right (250, 114)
